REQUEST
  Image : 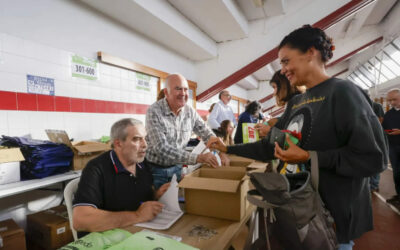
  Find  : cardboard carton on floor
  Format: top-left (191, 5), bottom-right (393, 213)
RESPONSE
top-left (46, 130), bottom-right (110, 170)
top-left (178, 168), bottom-right (250, 221)
top-left (0, 219), bottom-right (26, 250)
top-left (0, 148), bottom-right (25, 185)
top-left (27, 205), bottom-right (74, 249)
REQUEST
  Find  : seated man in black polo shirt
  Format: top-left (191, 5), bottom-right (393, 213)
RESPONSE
top-left (72, 118), bottom-right (169, 237)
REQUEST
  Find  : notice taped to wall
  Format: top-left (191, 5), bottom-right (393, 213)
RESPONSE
top-left (27, 74), bottom-right (55, 95)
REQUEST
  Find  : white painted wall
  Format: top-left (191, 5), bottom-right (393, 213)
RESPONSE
top-left (0, 0), bottom-right (196, 81)
top-left (247, 80), bottom-right (274, 102)
top-left (0, 0), bottom-right (199, 231)
top-left (0, 32), bottom-right (157, 140)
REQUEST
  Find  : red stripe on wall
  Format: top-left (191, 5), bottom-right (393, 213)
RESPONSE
top-left (55, 96), bottom-right (71, 112)
top-left (197, 109), bottom-right (208, 117)
top-left (17, 92), bottom-right (37, 111)
top-left (0, 91), bottom-right (17, 110)
top-left (0, 90), bottom-right (150, 114)
top-left (259, 94), bottom-right (274, 103)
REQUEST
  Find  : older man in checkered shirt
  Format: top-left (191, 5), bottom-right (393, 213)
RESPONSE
top-left (145, 74), bottom-right (229, 189)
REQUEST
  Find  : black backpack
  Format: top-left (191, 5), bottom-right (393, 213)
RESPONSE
top-left (244, 151), bottom-right (337, 250)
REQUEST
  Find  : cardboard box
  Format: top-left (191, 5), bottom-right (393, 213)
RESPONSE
top-left (0, 219), bottom-right (26, 250)
top-left (46, 130), bottom-right (110, 170)
top-left (178, 168), bottom-right (250, 221)
top-left (0, 148), bottom-right (25, 185)
top-left (227, 154), bottom-right (254, 162)
top-left (227, 154), bottom-right (267, 171)
top-left (27, 205), bottom-right (74, 249)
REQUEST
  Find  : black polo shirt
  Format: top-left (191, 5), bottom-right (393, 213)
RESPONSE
top-left (73, 150), bottom-right (154, 235)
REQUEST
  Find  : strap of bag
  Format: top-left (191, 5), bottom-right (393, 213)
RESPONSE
top-left (247, 194), bottom-right (278, 222)
top-left (309, 151), bottom-right (319, 192)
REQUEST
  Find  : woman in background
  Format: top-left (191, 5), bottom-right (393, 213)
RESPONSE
top-left (214, 120), bottom-right (234, 146)
top-left (234, 101), bottom-right (262, 144)
top-left (255, 70), bottom-right (303, 137)
top-left (209, 25), bottom-right (388, 249)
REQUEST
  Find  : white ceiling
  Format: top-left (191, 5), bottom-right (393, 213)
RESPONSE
top-left (79, 0), bottom-right (399, 96)
top-left (168, 0), bottom-right (248, 42)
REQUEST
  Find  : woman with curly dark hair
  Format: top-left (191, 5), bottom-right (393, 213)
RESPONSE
top-left (209, 25), bottom-right (388, 249)
top-left (234, 100), bottom-right (262, 144)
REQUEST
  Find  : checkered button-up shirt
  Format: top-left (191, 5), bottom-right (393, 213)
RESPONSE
top-left (145, 98), bottom-right (215, 166)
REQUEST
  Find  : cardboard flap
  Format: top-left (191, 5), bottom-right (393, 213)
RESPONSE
top-left (0, 219), bottom-right (24, 238)
top-left (229, 161), bottom-right (252, 167)
top-left (178, 176), bottom-right (240, 193)
top-left (248, 161), bottom-right (268, 169)
top-left (227, 154), bottom-right (255, 162)
top-left (46, 129), bottom-right (72, 147)
top-left (0, 148), bottom-right (25, 163)
top-left (73, 143), bottom-right (109, 153)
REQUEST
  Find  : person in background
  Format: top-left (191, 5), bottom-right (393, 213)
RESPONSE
top-left (208, 90), bottom-right (237, 129)
top-left (368, 91), bottom-right (385, 193)
top-left (201, 103), bottom-right (216, 122)
top-left (209, 25), bottom-right (388, 249)
top-left (234, 100), bottom-right (262, 144)
top-left (145, 74), bottom-right (229, 189)
top-left (255, 70), bottom-right (303, 137)
top-left (214, 120), bottom-right (234, 146)
top-left (382, 88), bottom-right (400, 207)
top-left (72, 118), bottom-right (169, 237)
top-left (157, 88), bottom-right (166, 101)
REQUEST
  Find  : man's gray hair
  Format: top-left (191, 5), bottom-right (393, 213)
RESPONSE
top-left (110, 118), bottom-right (143, 146)
top-left (388, 88), bottom-right (400, 95)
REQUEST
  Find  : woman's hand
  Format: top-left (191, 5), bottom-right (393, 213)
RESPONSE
top-left (206, 137), bottom-right (227, 153)
top-left (388, 128), bottom-right (400, 135)
top-left (219, 152), bottom-right (230, 166)
top-left (274, 135), bottom-right (309, 163)
top-left (254, 123), bottom-right (271, 137)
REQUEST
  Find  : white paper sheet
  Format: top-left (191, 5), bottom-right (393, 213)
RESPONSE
top-left (191, 141), bottom-right (221, 167)
top-left (158, 174), bottom-right (181, 212)
top-left (191, 141), bottom-right (208, 155)
top-left (135, 174), bottom-right (183, 230)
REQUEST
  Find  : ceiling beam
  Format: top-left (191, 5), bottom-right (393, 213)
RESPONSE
top-left (262, 105), bottom-right (276, 113)
top-left (259, 94), bottom-right (274, 103)
top-left (197, 0), bottom-right (375, 102)
top-left (332, 68), bottom-right (349, 78)
top-left (326, 36), bottom-right (383, 68)
top-left (270, 107), bottom-right (285, 117)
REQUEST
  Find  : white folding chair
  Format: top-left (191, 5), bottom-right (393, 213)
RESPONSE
top-left (64, 177), bottom-right (80, 241)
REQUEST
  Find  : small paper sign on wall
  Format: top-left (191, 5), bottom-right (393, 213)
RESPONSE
top-left (27, 75), bottom-right (55, 95)
top-left (71, 54), bottom-right (98, 80)
top-left (135, 72), bottom-right (151, 92)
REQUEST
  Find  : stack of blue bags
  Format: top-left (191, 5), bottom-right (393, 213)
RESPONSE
top-left (0, 136), bottom-right (73, 180)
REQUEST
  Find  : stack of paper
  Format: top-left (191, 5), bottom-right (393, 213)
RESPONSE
top-left (135, 174), bottom-right (183, 230)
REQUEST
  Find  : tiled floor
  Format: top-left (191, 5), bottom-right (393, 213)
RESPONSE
top-left (354, 169), bottom-right (400, 250)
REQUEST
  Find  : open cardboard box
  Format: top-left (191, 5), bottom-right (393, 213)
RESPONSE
top-left (0, 148), bottom-right (25, 185)
top-left (46, 130), bottom-right (110, 171)
top-left (201, 154), bottom-right (267, 171)
top-left (178, 167), bottom-right (250, 221)
top-left (227, 154), bottom-right (267, 171)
